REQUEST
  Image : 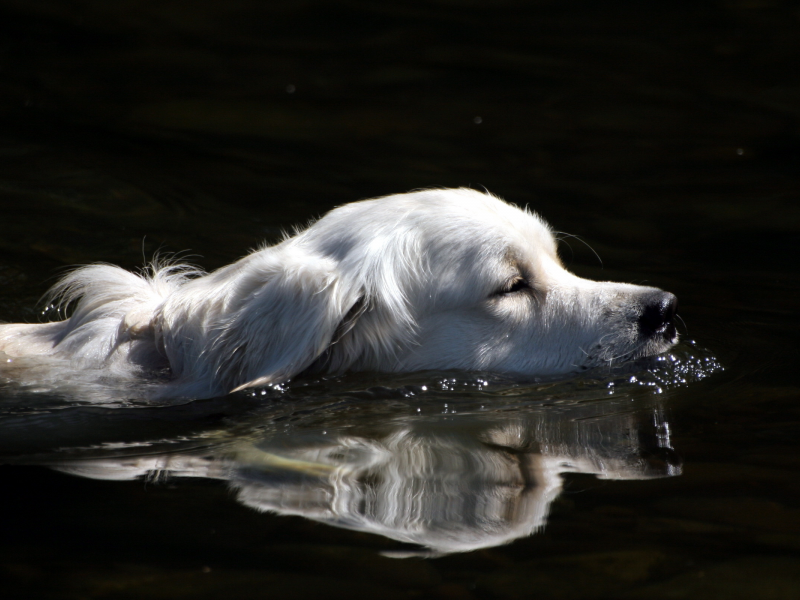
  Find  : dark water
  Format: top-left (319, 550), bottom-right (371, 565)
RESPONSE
top-left (1, 1), bottom-right (799, 598)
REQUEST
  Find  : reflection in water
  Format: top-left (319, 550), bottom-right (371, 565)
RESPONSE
top-left (2, 345), bottom-right (711, 554)
top-left (43, 398), bottom-right (680, 556)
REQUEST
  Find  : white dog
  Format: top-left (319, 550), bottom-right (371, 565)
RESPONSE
top-left (0, 188), bottom-right (677, 399)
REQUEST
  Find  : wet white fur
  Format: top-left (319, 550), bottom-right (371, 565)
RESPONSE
top-left (0, 188), bottom-right (675, 399)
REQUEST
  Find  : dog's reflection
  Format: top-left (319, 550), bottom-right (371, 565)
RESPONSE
top-left (52, 405), bottom-right (680, 555)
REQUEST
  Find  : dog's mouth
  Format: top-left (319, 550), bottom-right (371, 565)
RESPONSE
top-left (662, 320), bottom-right (678, 344)
top-left (649, 312), bottom-right (678, 348)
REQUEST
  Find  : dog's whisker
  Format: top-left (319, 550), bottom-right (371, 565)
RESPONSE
top-left (555, 232), bottom-right (603, 268)
top-left (676, 313), bottom-right (688, 336)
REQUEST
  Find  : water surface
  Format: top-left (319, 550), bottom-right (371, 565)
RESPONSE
top-left (1, 1), bottom-right (799, 598)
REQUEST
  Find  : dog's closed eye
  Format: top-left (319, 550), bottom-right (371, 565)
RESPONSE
top-left (494, 276), bottom-right (530, 297)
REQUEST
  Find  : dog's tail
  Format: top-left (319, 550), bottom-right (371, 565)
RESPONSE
top-left (0, 261), bottom-right (202, 365)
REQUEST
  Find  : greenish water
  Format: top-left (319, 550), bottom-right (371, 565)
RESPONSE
top-left (1, 1), bottom-right (799, 598)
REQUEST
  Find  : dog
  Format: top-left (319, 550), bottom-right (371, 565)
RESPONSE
top-left (0, 188), bottom-right (678, 399)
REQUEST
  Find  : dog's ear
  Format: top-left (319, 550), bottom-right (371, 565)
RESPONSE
top-left (206, 253), bottom-right (365, 393)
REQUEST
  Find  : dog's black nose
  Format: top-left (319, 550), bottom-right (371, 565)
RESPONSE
top-left (638, 291), bottom-right (678, 341)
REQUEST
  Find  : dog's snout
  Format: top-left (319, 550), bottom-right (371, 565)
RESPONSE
top-left (638, 291), bottom-right (678, 340)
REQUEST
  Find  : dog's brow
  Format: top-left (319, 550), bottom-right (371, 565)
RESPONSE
top-left (501, 251), bottom-right (527, 278)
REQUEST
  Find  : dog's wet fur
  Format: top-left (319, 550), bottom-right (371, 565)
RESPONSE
top-left (0, 188), bottom-right (678, 399)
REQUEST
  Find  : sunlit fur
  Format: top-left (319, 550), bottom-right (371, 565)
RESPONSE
top-left (0, 188), bottom-right (677, 399)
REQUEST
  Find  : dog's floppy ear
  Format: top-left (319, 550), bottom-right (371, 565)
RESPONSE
top-left (205, 252), bottom-right (365, 393)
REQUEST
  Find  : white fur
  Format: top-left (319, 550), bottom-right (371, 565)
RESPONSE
top-left (0, 188), bottom-right (678, 399)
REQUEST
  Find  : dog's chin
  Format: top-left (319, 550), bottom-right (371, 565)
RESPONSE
top-left (639, 334), bottom-right (679, 360)
top-left (633, 332), bottom-right (680, 364)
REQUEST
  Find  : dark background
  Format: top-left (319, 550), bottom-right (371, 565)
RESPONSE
top-left (1, 1), bottom-right (799, 599)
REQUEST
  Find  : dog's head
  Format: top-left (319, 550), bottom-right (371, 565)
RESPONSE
top-left (175, 188), bottom-right (677, 393)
